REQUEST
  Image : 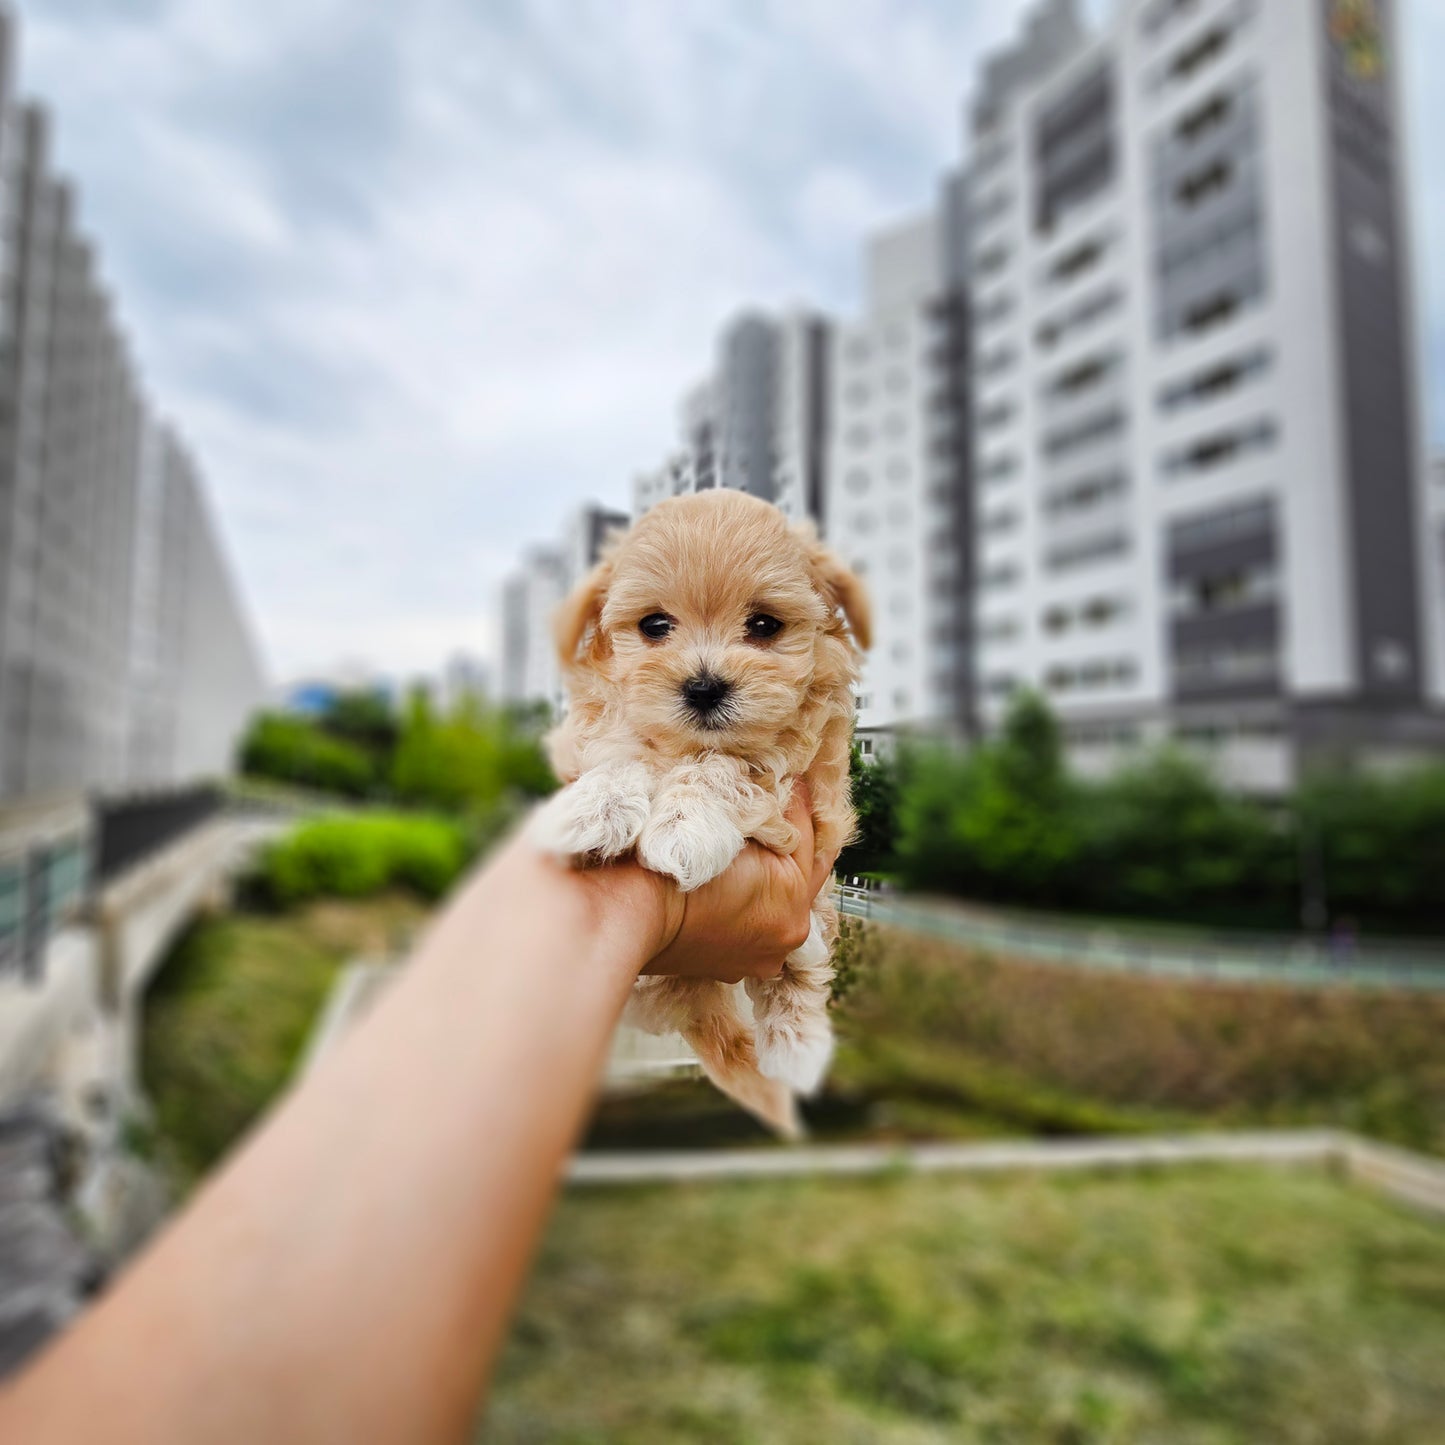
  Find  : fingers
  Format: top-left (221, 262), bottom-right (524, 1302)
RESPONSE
top-left (783, 778), bottom-right (815, 871)
top-left (808, 846), bottom-right (839, 900)
top-left (784, 777), bottom-right (837, 899)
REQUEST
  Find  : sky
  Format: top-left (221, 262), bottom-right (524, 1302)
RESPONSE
top-left (9, 0), bottom-right (1445, 687)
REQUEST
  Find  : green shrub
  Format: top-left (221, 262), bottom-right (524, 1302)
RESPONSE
top-left (885, 691), bottom-right (1445, 929)
top-left (240, 714), bottom-right (375, 798)
top-left (259, 813), bottom-right (470, 906)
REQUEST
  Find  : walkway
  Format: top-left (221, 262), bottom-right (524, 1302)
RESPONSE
top-left (839, 890), bottom-right (1445, 991)
top-left (568, 1129), bottom-right (1445, 1218)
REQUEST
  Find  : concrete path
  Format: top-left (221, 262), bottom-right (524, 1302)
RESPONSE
top-left (567, 1129), bottom-right (1445, 1218)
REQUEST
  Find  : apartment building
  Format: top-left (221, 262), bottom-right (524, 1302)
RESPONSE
top-left (633, 309), bottom-right (832, 522)
top-left (0, 13), bottom-right (264, 802)
top-left (822, 177), bottom-right (974, 748)
top-left (498, 502), bottom-right (627, 713)
top-left (1425, 456), bottom-right (1445, 690)
top-left (968, 0), bottom-right (1437, 788)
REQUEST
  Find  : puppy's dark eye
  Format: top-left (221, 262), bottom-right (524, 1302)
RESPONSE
top-left (746, 614), bottom-right (784, 640)
top-left (639, 613), bottom-right (674, 641)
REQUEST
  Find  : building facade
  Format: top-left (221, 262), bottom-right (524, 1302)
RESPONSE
top-left (634, 309), bottom-right (832, 523)
top-left (499, 502), bottom-right (627, 713)
top-left (967, 0), bottom-right (1437, 788)
top-left (508, 0), bottom-right (1441, 789)
top-left (0, 13), bottom-right (264, 804)
top-left (823, 189), bottom-right (975, 747)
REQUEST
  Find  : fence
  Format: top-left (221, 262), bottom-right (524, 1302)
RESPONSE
top-left (1, 786), bottom-right (226, 983)
top-left (0, 800), bottom-right (91, 983)
top-left (837, 887), bottom-right (1445, 992)
top-left (93, 786), bottom-right (223, 884)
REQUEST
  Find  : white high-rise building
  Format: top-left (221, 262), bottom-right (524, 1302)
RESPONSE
top-left (499, 502), bottom-right (627, 714)
top-left (967, 0), bottom-right (1437, 788)
top-left (0, 14), bottom-right (264, 802)
top-left (823, 188), bottom-right (973, 747)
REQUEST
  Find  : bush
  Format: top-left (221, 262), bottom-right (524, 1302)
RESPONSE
top-left (238, 692), bottom-right (556, 815)
top-left (240, 714), bottom-right (376, 797)
top-left (885, 691), bottom-right (1445, 929)
top-left (894, 691), bottom-right (1081, 905)
top-left (259, 813), bottom-right (470, 906)
top-left (838, 745), bottom-right (902, 878)
top-left (390, 691), bottom-right (556, 814)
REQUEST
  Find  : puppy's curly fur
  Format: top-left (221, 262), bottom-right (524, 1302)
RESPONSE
top-left (531, 490), bottom-right (870, 1136)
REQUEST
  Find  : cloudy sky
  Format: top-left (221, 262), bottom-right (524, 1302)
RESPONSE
top-left (10, 0), bottom-right (1445, 686)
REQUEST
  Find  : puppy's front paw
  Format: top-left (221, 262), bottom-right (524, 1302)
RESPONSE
top-left (529, 763), bottom-right (655, 862)
top-left (638, 804), bottom-right (743, 892)
top-left (755, 1017), bottom-right (834, 1095)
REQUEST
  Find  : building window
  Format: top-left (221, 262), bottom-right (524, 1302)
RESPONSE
top-left (981, 616), bottom-right (1021, 645)
top-left (1044, 350), bottom-right (1120, 403)
top-left (1168, 496), bottom-right (1273, 552)
top-left (1045, 468), bottom-right (1129, 517)
top-left (1161, 418), bottom-right (1276, 480)
top-left (1157, 346), bottom-right (1271, 414)
top-left (1046, 532), bottom-right (1131, 572)
top-left (1171, 563), bottom-right (1277, 618)
top-left (1046, 234), bottom-right (1110, 287)
top-left (980, 454), bottom-right (1019, 486)
top-left (1036, 286), bottom-right (1122, 351)
top-left (1174, 642), bottom-right (1279, 690)
top-left (976, 244), bottom-right (1011, 280)
top-left (1043, 407), bottom-right (1127, 459)
top-left (981, 562), bottom-right (1020, 591)
top-left (980, 400), bottom-right (1017, 432)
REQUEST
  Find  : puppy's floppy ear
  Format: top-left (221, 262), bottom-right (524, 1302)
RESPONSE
top-left (805, 536), bottom-right (872, 651)
top-left (554, 560), bottom-right (612, 670)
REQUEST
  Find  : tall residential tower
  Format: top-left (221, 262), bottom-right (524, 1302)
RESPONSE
top-left (968, 0), bottom-right (1436, 787)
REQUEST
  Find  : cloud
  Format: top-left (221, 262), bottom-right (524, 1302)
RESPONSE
top-left (7, 0), bottom-right (1442, 687)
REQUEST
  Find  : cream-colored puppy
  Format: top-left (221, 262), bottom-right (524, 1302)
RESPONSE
top-left (530, 490), bottom-right (869, 1136)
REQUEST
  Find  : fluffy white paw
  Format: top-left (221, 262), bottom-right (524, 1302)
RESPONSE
top-left (637, 804), bottom-right (743, 892)
top-left (529, 764), bottom-right (654, 862)
top-left (754, 1021), bottom-right (834, 1095)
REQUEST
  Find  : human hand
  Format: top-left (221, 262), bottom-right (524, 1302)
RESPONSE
top-left (640, 781), bottom-right (836, 984)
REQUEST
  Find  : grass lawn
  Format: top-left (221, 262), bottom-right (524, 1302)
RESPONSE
top-left (140, 893), bottom-right (427, 1182)
top-left (480, 1166), bottom-right (1445, 1444)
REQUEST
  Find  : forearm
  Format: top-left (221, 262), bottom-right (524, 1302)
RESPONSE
top-left (0, 840), bottom-right (662, 1445)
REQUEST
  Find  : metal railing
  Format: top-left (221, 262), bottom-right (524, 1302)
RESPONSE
top-left (836, 886), bottom-right (1445, 992)
top-left (93, 785), bottom-right (223, 884)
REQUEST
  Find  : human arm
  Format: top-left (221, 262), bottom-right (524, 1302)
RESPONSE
top-left (0, 787), bottom-right (828, 1444)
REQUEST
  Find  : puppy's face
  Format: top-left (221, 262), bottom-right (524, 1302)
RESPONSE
top-left (557, 492), bottom-right (869, 758)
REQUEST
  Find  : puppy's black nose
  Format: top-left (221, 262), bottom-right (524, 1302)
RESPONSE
top-left (681, 672), bottom-right (732, 716)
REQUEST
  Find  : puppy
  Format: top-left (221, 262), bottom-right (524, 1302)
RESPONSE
top-left (531, 490), bottom-right (870, 1137)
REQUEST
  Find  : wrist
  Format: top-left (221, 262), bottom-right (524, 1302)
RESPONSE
top-left (571, 858), bottom-right (678, 968)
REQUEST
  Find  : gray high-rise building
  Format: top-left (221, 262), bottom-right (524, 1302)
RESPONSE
top-left (0, 12), bottom-right (264, 803)
top-left (634, 309), bottom-right (832, 523)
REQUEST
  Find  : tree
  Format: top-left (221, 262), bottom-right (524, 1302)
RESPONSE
top-left (239, 714), bottom-right (375, 797)
top-left (839, 744), bottom-right (902, 877)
